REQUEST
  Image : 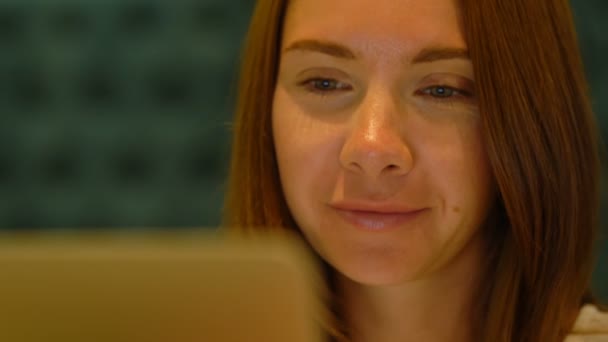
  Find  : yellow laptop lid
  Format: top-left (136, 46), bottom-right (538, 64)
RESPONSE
top-left (0, 230), bottom-right (323, 342)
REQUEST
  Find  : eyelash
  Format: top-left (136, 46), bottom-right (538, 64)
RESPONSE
top-left (298, 77), bottom-right (473, 103)
top-left (299, 78), bottom-right (352, 96)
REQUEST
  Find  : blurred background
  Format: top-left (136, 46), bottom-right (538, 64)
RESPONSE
top-left (0, 1), bottom-right (605, 299)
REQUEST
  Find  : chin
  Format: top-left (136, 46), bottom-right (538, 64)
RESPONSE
top-left (336, 265), bottom-right (425, 287)
top-left (343, 272), bottom-right (410, 287)
top-left (326, 249), bottom-right (431, 287)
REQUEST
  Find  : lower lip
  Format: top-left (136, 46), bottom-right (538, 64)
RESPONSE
top-left (334, 209), bottom-right (426, 232)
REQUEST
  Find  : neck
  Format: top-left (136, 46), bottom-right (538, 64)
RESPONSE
top-left (336, 234), bottom-right (485, 342)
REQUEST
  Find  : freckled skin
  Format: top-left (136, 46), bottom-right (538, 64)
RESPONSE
top-left (273, 0), bottom-right (496, 286)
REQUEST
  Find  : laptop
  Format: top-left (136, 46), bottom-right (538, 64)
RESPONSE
top-left (0, 229), bottom-right (323, 342)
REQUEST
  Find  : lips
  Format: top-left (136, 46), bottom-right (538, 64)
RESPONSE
top-left (329, 201), bottom-right (427, 231)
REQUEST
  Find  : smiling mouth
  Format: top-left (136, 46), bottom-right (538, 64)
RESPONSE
top-left (331, 208), bottom-right (427, 231)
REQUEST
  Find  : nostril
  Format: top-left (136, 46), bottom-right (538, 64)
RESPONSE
top-left (348, 162), bottom-right (364, 173)
top-left (379, 160), bottom-right (412, 177)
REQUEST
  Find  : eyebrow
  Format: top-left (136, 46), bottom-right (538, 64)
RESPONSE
top-left (284, 39), bottom-right (357, 59)
top-left (412, 47), bottom-right (470, 63)
top-left (283, 39), bottom-right (470, 64)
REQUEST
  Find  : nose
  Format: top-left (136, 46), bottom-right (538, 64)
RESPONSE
top-left (339, 88), bottom-right (413, 179)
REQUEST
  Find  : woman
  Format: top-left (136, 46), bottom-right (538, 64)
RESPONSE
top-left (223, 0), bottom-right (608, 341)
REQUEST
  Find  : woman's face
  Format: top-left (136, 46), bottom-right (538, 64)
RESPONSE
top-left (272, 0), bottom-right (496, 286)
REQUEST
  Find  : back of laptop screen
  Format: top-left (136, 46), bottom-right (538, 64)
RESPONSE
top-left (0, 231), bottom-right (323, 342)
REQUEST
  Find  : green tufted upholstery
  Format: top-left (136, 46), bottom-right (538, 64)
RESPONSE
top-left (568, 0), bottom-right (608, 304)
top-left (0, 0), bottom-right (253, 229)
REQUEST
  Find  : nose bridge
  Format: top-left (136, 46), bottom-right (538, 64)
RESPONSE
top-left (355, 84), bottom-right (398, 141)
top-left (340, 82), bottom-right (413, 178)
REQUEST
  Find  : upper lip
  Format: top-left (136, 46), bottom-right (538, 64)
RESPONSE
top-left (328, 201), bottom-right (425, 214)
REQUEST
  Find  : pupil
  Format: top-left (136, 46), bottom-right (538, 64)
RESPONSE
top-left (434, 87), bottom-right (450, 97)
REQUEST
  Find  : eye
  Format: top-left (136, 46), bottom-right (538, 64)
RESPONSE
top-left (422, 85), bottom-right (461, 98)
top-left (299, 77), bottom-right (352, 95)
top-left (417, 85), bottom-right (474, 103)
top-left (426, 86), bottom-right (454, 97)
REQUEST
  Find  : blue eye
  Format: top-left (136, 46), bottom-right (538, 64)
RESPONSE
top-left (419, 85), bottom-right (473, 103)
top-left (427, 86), bottom-right (454, 97)
top-left (300, 78), bottom-right (351, 95)
top-left (314, 79), bottom-right (337, 90)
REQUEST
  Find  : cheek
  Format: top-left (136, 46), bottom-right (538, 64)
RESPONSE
top-left (459, 129), bottom-right (494, 206)
top-left (430, 126), bottom-right (495, 225)
top-left (272, 91), bottom-right (342, 220)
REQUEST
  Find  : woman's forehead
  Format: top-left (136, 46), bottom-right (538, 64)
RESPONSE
top-left (282, 0), bottom-right (467, 59)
